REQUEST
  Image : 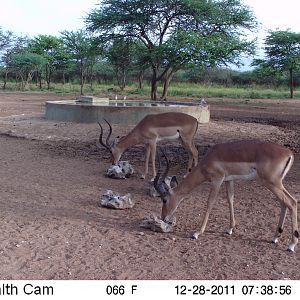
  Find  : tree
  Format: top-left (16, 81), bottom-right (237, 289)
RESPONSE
top-left (9, 52), bottom-right (47, 90)
top-left (86, 0), bottom-right (257, 100)
top-left (253, 30), bottom-right (300, 98)
top-left (0, 27), bottom-right (13, 51)
top-left (50, 42), bottom-right (72, 85)
top-left (106, 38), bottom-right (136, 90)
top-left (131, 42), bottom-right (151, 89)
top-left (92, 59), bottom-right (115, 83)
top-left (61, 30), bottom-right (101, 95)
top-left (1, 27), bottom-right (14, 89)
top-left (29, 35), bottom-right (63, 89)
top-left (1, 35), bottom-right (30, 89)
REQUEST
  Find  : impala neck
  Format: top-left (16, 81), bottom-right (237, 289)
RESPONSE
top-left (115, 131), bottom-right (140, 152)
top-left (174, 168), bottom-right (206, 197)
top-left (163, 169), bottom-right (206, 222)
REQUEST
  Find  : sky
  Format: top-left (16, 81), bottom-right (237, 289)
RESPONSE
top-left (243, 0), bottom-right (300, 44)
top-left (1, 0), bottom-right (300, 69)
top-left (1, 0), bottom-right (99, 36)
top-left (1, 0), bottom-right (299, 37)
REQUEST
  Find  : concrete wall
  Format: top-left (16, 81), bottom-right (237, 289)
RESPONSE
top-left (45, 100), bottom-right (210, 124)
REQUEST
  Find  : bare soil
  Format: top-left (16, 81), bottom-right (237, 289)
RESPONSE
top-left (0, 92), bottom-right (299, 280)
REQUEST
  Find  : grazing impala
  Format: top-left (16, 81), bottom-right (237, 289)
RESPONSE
top-left (154, 140), bottom-right (298, 252)
top-left (97, 112), bottom-right (199, 179)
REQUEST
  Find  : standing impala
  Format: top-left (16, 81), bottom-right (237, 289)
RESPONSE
top-left (154, 140), bottom-right (298, 252)
top-left (97, 112), bottom-right (199, 179)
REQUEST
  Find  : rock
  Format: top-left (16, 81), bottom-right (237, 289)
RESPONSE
top-left (100, 190), bottom-right (134, 209)
top-left (106, 161), bottom-right (134, 179)
top-left (140, 214), bottom-right (176, 233)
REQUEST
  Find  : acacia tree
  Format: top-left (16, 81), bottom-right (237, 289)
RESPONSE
top-left (0, 27), bottom-right (14, 89)
top-left (29, 35), bottom-right (63, 89)
top-left (253, 30), bottom-right (300, 98)
top-left (10, 52), bottom-right (47, 90)
top-left (86, 0), bottom-right (257, 100)
top-left (61, 30), bottom-right (101, 95)
top-left (0, 27), bottom-right (13, 51)
top-left (52, 44), bottom-right (72, 85)
top-left (106, 38), bottom-right (137, 90)
top-left (160, 28), bottom-right (256, 99)
top-left (1, 35), bottom-right (29, 89)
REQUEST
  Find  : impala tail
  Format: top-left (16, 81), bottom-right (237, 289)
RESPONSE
top-left (281, 155), bottom-right (294, 179)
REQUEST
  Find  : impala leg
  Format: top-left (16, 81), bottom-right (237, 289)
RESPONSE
top-left (192, 141), bottom-right (198, 167)
top-left (150, 142), bottom-right (157, 182)
top-left (283, 187), bottom-right (298, 252)
top-left (192, 179), bottom-right (223, 239)
top-left (141, 144), bottom-right (151, 179)
top-left (180, 138), bottom-right (198, 177)
top-left (272, 202), bottom-right (287, 244)
top-left (266, 182), bottom-right (298, 252)
top-left (225, 180), bottom-right (236, 235)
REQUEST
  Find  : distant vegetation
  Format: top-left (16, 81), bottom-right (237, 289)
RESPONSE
top-left (1, 80), bottom-right (299, 100)
top-left (0, 0), bottom-right (299, 99)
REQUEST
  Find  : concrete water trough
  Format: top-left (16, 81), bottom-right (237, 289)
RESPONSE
top-left (45, 96), bottom-right (210, 124)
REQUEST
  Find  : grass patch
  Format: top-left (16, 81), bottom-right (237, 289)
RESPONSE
top-left (165, 83), bottom-right (299, 99)
top-left (1, 81), bottom-right (299, 99)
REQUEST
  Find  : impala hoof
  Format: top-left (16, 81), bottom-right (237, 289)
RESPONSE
top-left (287, 245), bottom-right (295, 252)
top-left (140, 174), bottom-right (146, 180)
top-left (191, 232), bottom-right (199, 240)
top-left (226, 228), bottom-right (234, 235)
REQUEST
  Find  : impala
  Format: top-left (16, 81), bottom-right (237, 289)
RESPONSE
top-left (154, 140), bottom-right (298, 252)
top-left (97, 112), bottom-right (199, 179)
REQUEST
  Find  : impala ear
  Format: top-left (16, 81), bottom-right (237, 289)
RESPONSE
top-left (170, 176), bottom-right (178, 189)
top-left (111, 136), bottom-right (121, 148)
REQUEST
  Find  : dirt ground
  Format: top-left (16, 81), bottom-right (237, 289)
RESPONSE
top-left (0, 92), bottom-right (299, 280)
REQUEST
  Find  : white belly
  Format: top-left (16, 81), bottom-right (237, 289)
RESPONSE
top-left (221, 162), bottom-right (258, 181)
top-left (157, 132), bottom-right (180, 142)
top-left (224, 169), bottom-right (257, 181)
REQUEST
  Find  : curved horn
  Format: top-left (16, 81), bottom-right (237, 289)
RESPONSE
top-left (104, 119), bottom-right (113, 148)
top-left (161, 149), bottom-right (170, 181)
top-left (153, 149), bottom-right (163, 193)
top-left (97, 121), bottom-right (111, 151)
top-left (153, 148), bottom-right (170, 196)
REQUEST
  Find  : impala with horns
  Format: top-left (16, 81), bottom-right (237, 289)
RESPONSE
top-left (154, 140), bottom-right (298, 252)
top-left (97, 112), bottom-right (199, 180)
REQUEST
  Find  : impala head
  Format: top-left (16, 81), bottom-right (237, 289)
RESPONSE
top-left (97, 119), bottom-right (122, 164)
top-left (153, 149), bottom-right (179, 222)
